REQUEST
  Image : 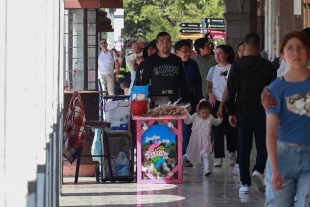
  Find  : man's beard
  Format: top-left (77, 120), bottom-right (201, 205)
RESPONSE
top-left (163, 48), bottom-right (170, 54)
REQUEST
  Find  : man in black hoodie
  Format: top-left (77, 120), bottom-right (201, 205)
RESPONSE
top-left (225, 33), bottom-right (276, 194)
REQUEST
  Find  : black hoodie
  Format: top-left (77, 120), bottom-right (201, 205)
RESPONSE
top-left (225, 55), bottom-right (277, 115)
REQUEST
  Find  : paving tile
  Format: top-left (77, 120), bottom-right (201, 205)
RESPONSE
top-left (60, 145), bottom-right (266, 207)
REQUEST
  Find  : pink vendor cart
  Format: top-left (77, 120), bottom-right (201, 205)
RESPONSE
top-left (132, 115), bottom-right (187, 184)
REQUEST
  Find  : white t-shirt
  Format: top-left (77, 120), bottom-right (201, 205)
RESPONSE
top-left (206, 64), bottom-right (231, 101)
top-left (98, 50), bottom-right (118, 75)
top-left (277, 60), bottom-right (287, 77)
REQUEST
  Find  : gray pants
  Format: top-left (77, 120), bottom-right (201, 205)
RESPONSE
top-left (100, 73), bottom-right (115, 95)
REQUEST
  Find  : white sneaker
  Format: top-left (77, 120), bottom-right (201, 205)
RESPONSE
top-left (233, 164), bottom-right (240, 175)
top-left (239, 192), bottom-right (250, 203)
top-left (239, 184), bottom-right (250, 194)
top-left (205, 171), bottom-right (211, 176)
top-left (252, 170), bottom-right (265, 193)
top-left (213, 158), bottom-right (223, 167)
top-left (229, 152), bottom-right (236, 166)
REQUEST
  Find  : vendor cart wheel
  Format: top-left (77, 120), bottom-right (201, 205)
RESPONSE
top-left (126, 178), bottom-right (134, 182)
top-left (95, 165), bottom-right (100, 181)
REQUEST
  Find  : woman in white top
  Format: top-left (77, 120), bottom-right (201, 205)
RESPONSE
top-left (206, 44), bottom-right (238, 167)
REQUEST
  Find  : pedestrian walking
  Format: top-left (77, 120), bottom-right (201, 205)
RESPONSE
top-left (225, 33), bottom-right (277, 194)
top-left (98, 39), bottom-right (120, 95)
top-left (207, 44), bottom-right (238, 168)
top-left (183, 100), bottom-right (222, 176)
top-left (174, 39), bottom-right (203, 158)
top-left (265, 30), bottom-right (310, 207)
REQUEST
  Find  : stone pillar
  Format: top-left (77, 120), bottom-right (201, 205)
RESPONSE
top-left (223, 0), bottom-right (251, 54)
top-left (224, 13), bottom-right (250, 55)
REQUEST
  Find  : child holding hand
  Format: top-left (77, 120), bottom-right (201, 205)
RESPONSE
top-left (183, 100), bottom-right (223, 176)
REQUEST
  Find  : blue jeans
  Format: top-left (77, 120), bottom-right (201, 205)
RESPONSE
top-left (237, 110), bottom-right (267, 185)
top-left (266, 140), bottom-right (310, 207)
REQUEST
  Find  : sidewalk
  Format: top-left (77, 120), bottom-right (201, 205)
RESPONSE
top-left (60, 149), bottom-right (266, 207)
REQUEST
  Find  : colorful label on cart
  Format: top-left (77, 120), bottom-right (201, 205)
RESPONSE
top-left (141, 125), bottom-right (177, 179)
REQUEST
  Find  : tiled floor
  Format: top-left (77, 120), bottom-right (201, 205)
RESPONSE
top-left (60, 152), bottom-right (266, 207)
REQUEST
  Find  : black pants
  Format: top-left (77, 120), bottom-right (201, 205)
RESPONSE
top-left (211, 100), bottom-right (238, 158)
top-left (237, 110), bottom-right (267, 185)
top-left (182, 122), bottom-right (192, 155)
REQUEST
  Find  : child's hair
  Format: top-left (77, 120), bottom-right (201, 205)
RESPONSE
top-left (197, 101), bottom-right (212, 111)
top-left (279, 30), bottom-right (310, 55)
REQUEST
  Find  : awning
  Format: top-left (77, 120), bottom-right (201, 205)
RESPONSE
top-left (65, 0), bottom-right (123, 9)
top-left (206, 29), bottom-right (225, 40)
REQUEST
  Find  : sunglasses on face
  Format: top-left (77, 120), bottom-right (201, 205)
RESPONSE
top-left (100, 42), bottom-right (107, 45)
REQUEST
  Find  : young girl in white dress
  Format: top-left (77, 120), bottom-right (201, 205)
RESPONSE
top-left (183, 100), bottom-right (223, 176)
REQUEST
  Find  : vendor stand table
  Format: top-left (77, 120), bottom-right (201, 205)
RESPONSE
top-left (132, 115), bottom-right (186, 184)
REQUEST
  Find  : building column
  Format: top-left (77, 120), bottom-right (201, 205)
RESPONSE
top-left (224, 13), bottom-right (250, 53)
top-left (107, 8), bottom-right (115, 49)
top-left (264, 0), bottom-right (279, 60)
top-left (223, 0), bottom-right (251, 54)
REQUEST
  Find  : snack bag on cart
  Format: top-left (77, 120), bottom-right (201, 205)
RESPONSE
top-left (146, 99), bottom-right (190, 116)
top-left (130, 85), bottom-right (149, 100)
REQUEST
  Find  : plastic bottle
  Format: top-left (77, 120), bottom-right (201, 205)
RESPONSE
top-left (115, 151), bottom-right (131, 176)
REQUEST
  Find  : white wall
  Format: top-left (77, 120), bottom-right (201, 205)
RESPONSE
top-left (107, 8), bottom-right (124, 51)
top-left (0, 0), bottom-right (64, 206)
top-left (114, 9), bottom-right (124, 41)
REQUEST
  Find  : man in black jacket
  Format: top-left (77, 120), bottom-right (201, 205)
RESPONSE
top-left (225, 33), bottom-right (277, 194)
top-left (141, 32), bottom-right (191, 106)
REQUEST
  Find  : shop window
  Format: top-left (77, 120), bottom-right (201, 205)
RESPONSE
top-left (64, 9), bottom-right (98, 91)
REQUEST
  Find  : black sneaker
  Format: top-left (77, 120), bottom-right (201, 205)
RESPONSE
top-left (184, 160), bottom-right (193, 167)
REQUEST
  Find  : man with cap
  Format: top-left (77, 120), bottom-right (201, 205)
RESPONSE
top-left (134, 39), bottom-right (158, 86)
